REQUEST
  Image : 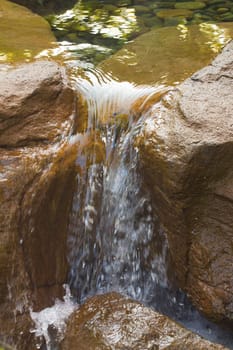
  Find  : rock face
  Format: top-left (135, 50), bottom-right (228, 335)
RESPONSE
top-left (0, 0), bottom-right (55, 63)
top-left (0, 61), bottom-right (74, 146)
top-left (0, 60), bottom-right (77, 349)
top-left (61, 293), bottom-right (227, 350)
top-left (136, 41), bottom-right (233, 322)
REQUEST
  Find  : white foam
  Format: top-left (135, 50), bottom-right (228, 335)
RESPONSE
top-left (30, 285), bottom-right (78, 349)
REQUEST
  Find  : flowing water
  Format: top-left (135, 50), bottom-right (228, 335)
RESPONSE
top-left (30, 1), bottom-right (233, 348)
top-left (2, 0), bottom-right (233, 349)
top-left (67, 71), bottom-right (169, 304)
top-left (62, 69), bottom-right (233, 349)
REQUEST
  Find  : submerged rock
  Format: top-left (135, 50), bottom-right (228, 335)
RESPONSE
top-left (156, 8), bottom-right (194, 19)
top-left (100, 23), bottom-right (233, 86)
top-left (0, 60), bottom-right (77, 348)
top-left (0, 0), bottom-right (55, 63)
top-left (60, 293), bottom-right (227, 349)
top-left (137, 41), bottom-right (233, 322)
top-left (174, 1), bottom-right (206, 10)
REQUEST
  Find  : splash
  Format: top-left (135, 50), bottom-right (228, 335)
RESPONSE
top-left (30, 285), bottom-right (77, 350)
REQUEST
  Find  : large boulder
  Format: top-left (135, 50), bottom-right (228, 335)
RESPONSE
top-left (136, 41), bottom-right (233, 322)
top-left (0, 60), bottom-right (77, 349)
top-left (0, 60), bottom-right (74, 146)
top-left (60, 292), bottom-right (227, 350)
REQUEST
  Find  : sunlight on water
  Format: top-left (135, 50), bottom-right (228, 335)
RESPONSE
top-left (48, 3), bottom-right (138, 41)
top-left (74, 68), bottom-right (168, 128)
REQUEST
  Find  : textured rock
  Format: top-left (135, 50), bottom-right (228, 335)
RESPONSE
top-left (136, 41), bottom-right (233, 322)
top-left (0, 61), bottom-right (74, 146)
top-left (100, 24), bottom-right (233, 86)
top-left (61, 293), bottom-right (227, 350)
top-left (0, 61), bottom-right (77, 348)
top-left (0, 0), bottom-right (55, 63)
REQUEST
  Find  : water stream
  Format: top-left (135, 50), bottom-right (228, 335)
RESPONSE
top-left (17, 0), bottom-right (233, 348)
top-left (59, 70), bottom-right (233, 348)
top-left (68, 71), bottom-right (169, 304)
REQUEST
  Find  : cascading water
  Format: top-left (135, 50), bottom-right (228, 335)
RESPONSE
top-left (29, 68), bottom-right (233, 349)
top-left (68, 69), bottom-right (169, 304)
top-left (65, 69), bottom-right (233, 349)
top-left (30, 69), bottom-right (233, 349)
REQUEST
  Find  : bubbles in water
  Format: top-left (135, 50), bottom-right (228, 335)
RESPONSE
top-left (30, 285), bottom-right (77, 350)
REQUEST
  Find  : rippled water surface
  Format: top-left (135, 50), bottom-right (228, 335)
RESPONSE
top-left (44, 0), bottom-right (233, 66)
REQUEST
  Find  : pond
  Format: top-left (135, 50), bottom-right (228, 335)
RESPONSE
top-left (43, 0), bottom-right (233, 67)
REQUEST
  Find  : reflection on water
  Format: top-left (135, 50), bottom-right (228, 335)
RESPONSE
top-left (44, 0), bottom-right (233, 65)
top-left (0, 0), bottom-right (56, 64)
top-left (99, 23), bottom-right (233, 86)
top-left (1, 0), bottom-right (233, 71)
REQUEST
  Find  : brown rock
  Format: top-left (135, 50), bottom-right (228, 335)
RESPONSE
top-left (0, 60), bottom-right (74, 147)
top-left (0, 60), bottom-right (77, 348)
top-left (136, 41), bottom-right (233, 322)
top-left (60, 293), bottom-right (226, 350)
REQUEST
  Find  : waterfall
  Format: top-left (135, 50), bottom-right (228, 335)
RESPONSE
top-left (67, 69), bottom-right (169, 305)
top-left (31, 69), bottom-right (233, 349)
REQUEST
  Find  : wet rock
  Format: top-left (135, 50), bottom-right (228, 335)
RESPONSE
top-left (60, 293), bottom-right (227, 350)
top-left (136, 41), bottom-right (233, 322)
top-left (0, 60), bottom-right (74, 147)
top-left (0, 60), bottom-right (77, 348)
top-left (0, 0), bottom-right (55, 63)
top-left (100, 24), bottom-right (233, 86)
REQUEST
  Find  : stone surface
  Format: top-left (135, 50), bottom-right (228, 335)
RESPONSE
top-left (0, 61), bottom-right (74, 147)
top-left (0, 0), bottom-right (55, 63)
top-left (136, 41), bottom-right (233, 322)
top-left (0, 60), bottom-right (77, 348)
top-left (60, 293), bottom-right (227, 350)
top-left (100, 24), bottom-right (233, 86)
